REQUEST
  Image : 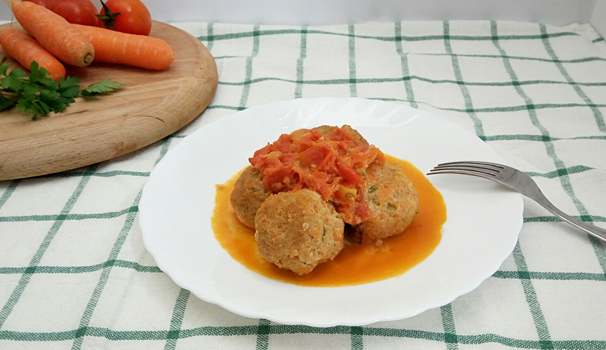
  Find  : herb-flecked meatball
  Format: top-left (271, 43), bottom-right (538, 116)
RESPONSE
top-left (355, 161), bottom-right (420, 244)
top-left (312, 124), bottom-right (369, 145)
top-left (254, 189), bottom-right (344, 275)
top-left (230, 166), bottom-right (271, 228)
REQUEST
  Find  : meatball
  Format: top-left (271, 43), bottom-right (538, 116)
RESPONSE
top-left (254, 189), bottom-right (344, 275)
top-left (312, 124), bottom-right (369, 145)
top-left (355, 161), bottom-right (420, 244)
top-left (230, 166), bottom-right (271, 228)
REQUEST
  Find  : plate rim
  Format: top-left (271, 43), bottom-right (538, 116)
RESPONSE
top-left (139, 97), bottom-right (524, 327)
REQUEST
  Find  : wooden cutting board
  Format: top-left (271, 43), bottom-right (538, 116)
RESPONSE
top-left (0, 21), bottom-right (218, 181)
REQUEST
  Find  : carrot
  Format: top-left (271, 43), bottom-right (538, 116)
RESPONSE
top-left (75, 24), bottom-right (174, 71)
top-left (0, 28), bottom-right (66, 81)
top-left (9, 0), bottom-right (94, 67)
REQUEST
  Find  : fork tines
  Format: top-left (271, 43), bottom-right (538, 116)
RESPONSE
top-left (427, 161), bottom-right (504, 177)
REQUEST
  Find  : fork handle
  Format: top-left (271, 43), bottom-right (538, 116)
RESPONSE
top-left (530, 193), bottom-right (606, 243)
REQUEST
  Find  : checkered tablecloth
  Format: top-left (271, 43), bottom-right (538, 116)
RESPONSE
top-left (1, 20), bottom-right (606, 349)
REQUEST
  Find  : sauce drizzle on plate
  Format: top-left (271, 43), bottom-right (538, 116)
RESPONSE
top-left (212, 155), bottom-right (446, 287)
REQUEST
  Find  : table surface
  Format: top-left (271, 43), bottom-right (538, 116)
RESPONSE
top-left (1, 20), bottom-right (605, 349)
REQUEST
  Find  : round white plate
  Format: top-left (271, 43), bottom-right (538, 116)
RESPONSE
top-left (139, 97), bottom-right (524, 327)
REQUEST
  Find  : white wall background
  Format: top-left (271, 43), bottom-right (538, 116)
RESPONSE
top-left (591, 0), bottom-right (606, 36)
top-left (0, 0), bottom-right (604, 36)
top-left (139, 0), bottom-right (597, 26)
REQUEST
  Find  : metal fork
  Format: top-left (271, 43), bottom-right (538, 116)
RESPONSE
top-left (427, 161), bottom-right (606, 243)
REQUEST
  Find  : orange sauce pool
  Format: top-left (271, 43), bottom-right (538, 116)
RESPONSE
top-left (212, 155), bottom-right (446, 287)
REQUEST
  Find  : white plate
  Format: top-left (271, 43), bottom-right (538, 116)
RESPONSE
top-left (139, 97), bottom-right (524, 327)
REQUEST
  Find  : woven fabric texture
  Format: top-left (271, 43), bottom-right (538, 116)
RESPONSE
top-left (1, 20), bottom-right (605, 349)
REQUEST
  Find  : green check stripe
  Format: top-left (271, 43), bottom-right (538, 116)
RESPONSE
top-left (205, 23), bottom-right (214, 51)
top-left (1, 21), bottom-right (604, 349)
top-left (294, 26), bottom-right (308, 99)
top-left (2, 326), bottom-right (606, 348)
top-left (0, 164), bottom-right (98, 329)
top-left (395, 22), bottom-right (418, 108)
top-left (255, 319), bottom-right (271, 350)
top-left (492, 18), bottom-right (606, 345)
top-left (155, 136), bottom-right (179, 165)
top-left (72, 137), bottom-right (176, 349)
top-left (0, 206), bottom-right (139, 222)
top-left (491, 21), bottom-right (554, 347)
top-left (437, 53), bottom-right (606, 64)
top-left (539, 25), bottom-right (606, 275)
top-left (512, 244), bottom-right (553, 347)
top-left (0, 260), bottom-right (162, 274)
top-left (350, 326), bottom-right (364, 350)
top-left (228, 31), bottom-right (271, 348)
top-left (196, 28), bottom-right (580, 43)
top-left (486, 135), bottom-right (606, 142)
top-left (0, 180), bottom-right (20, 210)
top-left (71, 191), bottom-right (142, 350)
top-left (237, 25), bottom-right (260, 110)
top-left (363, 328), bottom-right (606, 349)
top-left (534, 24), bottom-right (606, 274)
top-left (208, 101), bottom-right (606, 114)
top-left (206, 104), bottom-right (244, 111)
top-left (525, 215), bottom-right (606, 223)
top-left (47, 170), bottom-right (150, 178)
top-left (342, 327), bottom-right (360, 350)
top-left (441, 304), bottom-right (459, 350)
top-left (493, 270), bottom-right (606, 281)
top-left (217, 75), bottom-right (606, 88)
top-left (444, 21), bottom-right (486, 140)
top-left (211, 52), bottom-right (606, 65)
top-left (0, 149), bottom-right (597, 196)
top-left (1, 260), bottom-right (603, 282)
top-left (348, 24), bottom-right (358, 97)
top-left (432, 103), bottom-right (606, 113)
top-left (0, 326), bottom-right (262, 341)
top-left (164, 289), bottom-right (190, 350)
top-left (540, 24), bottom-right (606, 133)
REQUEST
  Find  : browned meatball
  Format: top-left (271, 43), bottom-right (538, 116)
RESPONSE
top-left (355, 161), bottom-right (420, 244)
top-left (230, 166), bottom-right (271, 228)
top-left (312, 124), bottom-right (369, 145)
top-left (254, 189), bottom-right (344, 275)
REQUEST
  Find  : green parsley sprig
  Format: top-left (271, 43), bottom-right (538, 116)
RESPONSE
top-left (0, 62), bottom-right (123, 119)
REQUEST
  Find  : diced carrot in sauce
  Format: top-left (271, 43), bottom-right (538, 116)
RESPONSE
top-left (249, 127), bottom-right (384, 225)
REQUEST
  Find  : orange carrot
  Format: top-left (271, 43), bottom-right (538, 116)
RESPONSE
top-left (9, 0), bottom-right (94, 67)
top-left (0, 28), bottom-right (66, 81)
top-left (75, 25), bottom-right (174, 71)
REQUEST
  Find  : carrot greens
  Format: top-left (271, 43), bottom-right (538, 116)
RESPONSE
top-left (0, 62), bottom-right (122, 119)
top-left (80, 79), bottom-right (123, 96)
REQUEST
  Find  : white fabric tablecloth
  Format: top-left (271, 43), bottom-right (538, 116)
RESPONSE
top-left (1, 20), bottom-right (605, 349)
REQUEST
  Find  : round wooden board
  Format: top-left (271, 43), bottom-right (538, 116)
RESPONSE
top-left (0, 21), bottom-right (218, 181)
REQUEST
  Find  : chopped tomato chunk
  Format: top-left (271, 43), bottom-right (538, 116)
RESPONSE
top-left (249, 126), bottom-right (384, 224)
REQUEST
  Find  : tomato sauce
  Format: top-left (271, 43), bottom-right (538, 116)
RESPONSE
top-left (212, 154), bottom-right (446, 287)
top-left (249, 127), bottom-right (383, 225)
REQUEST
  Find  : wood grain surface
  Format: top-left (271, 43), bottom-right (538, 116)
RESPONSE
top-left (0, 21), bottom-right (218, 181)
